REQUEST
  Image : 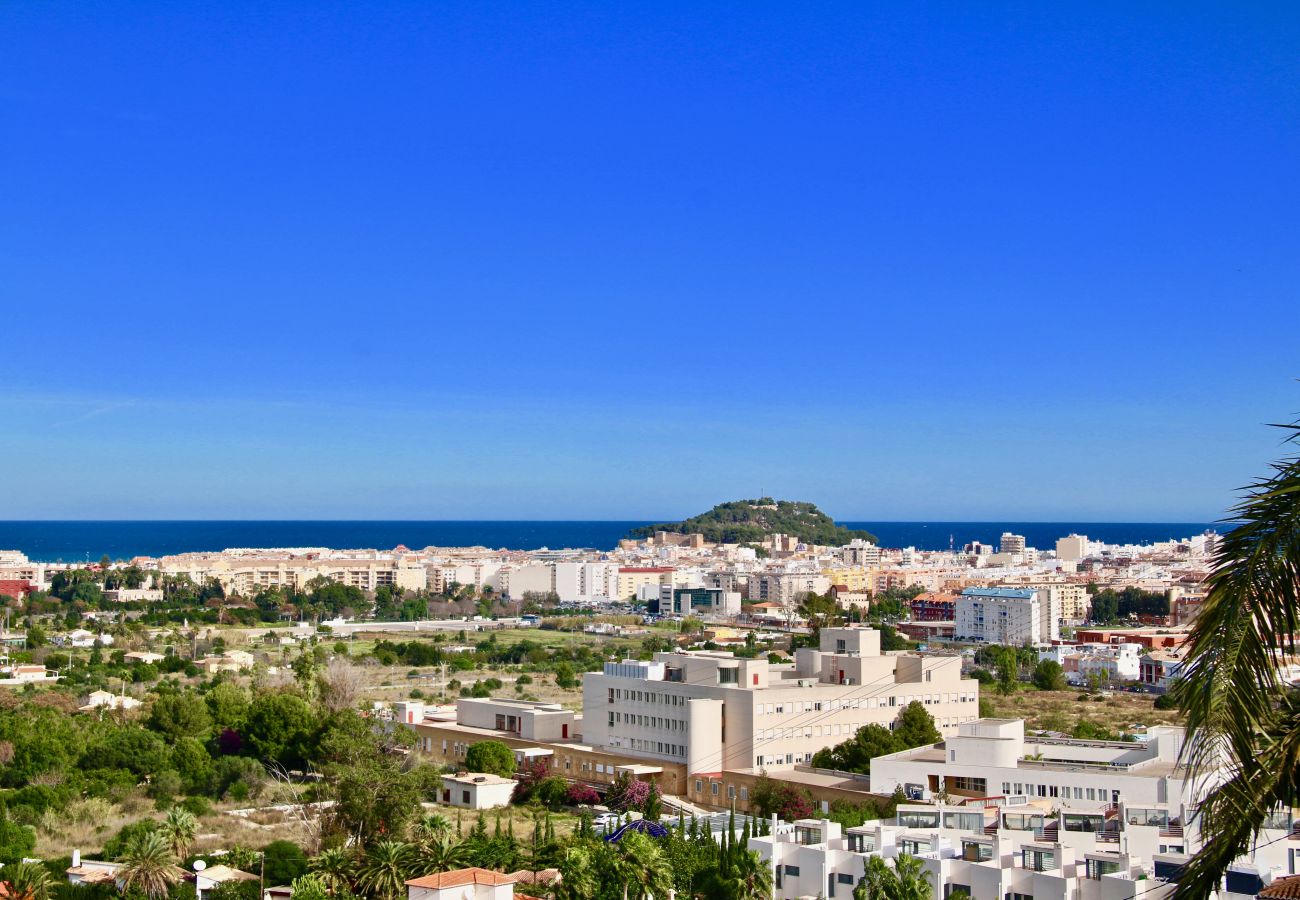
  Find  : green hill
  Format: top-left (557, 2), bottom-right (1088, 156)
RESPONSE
top-left (627, 498), bottom-right (876, 547)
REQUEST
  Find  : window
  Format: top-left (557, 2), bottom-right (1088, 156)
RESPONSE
top-left (897, 811), bottom-right (940, 828)
top-left (1126, 808), bottom-right (1169, 827)
top-left (784, 866), bottom-right (801, 877)
top-left (962, 842), bottom-right (993, 862)
top-left (1022, 848), bottom-right (1056, 872)
top-left (943, 812), bottom-right (985, 832)
top-left (711, 782), bottom-right (719, 796)
top-left (950, 776), bottom-right (986, 794)
top-left (1086, 858), bottom-right (1122, 880)
top-left (718, 668), bottom-right (738, 684)
top-left (461, 790), bottom-right (470, 804)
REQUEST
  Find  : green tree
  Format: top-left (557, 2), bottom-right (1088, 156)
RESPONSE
top-left (262, 840), bottom-right (309, 886)
top-left (205, 682), bottom-right (251, 733)
top-left (463, 740), bottom-right (515, 778)
top-left (244, 693), bottom-right (315, 766)
top-left (854, 853), bottom-right (932, 900)
top-left (1173, 423), bottom-right (1300, 899)
top-left (157, 808), bottom-right (199, 859)
top-left (355, 841), bottom-right (414, 900)
top-left (118, 831), bottom-right (185, 900)
top-left (171, 737), bottom-right (215, 794)
top-left (995, 648), bottom-right (1018, 695)
top-left (308, 848), bottom-right (357, 896)
top-left (149, 693), bottom-right (213, 743)
top-left (1, 861), bottom-right (54, 900)
top-left (893, 701), bottom-right (941, 748)
top-left (611, 831), bottom-right (672, 900)
top-left (1032, 659), bottom-right (1067, 691)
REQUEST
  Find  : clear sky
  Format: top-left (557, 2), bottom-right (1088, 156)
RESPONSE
top-left (2, 3), bottom-right (1298, 521)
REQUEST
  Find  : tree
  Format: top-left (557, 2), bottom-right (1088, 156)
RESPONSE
top-left (171, 737), bottom-right (215, 794)
top-left (158, 808), bottom-right (199, 859)
top-left (1032, 659), bottom-right (1067, 692)
top-left (854, 853), bottom-right (932, 900)
top-left (1, 861), bottom-right (54, 900)
top-left (463, 740), bottom-right (515, 778)
top-left (287, 874), bottom-right (332, 900)
top-left (205, 682), bottom-right (251, 733)
top-left (408, 832), bottom-right (470, 875)
top-left (611, 831), bottom-right (672, 900)
top-left (354, 840), bottom-right (414, 900)
top-left (149, 692), bottom-right (213, 743)
top-left (118, 831), bottom-right (185, 900)
top-left (994, 648), bottom-right (1018, 695)
top-left (262, 840), bottom-right (309, 886)
top-left (308, 847), bottom-right (357, 896)
top-left (317, 658), bottom-right (363, 715)
top-left (244, 693), bottom-right (315, 767)
top-left (555, 845), bottom-right (598, 900)
top-left (1172, 422), bottom-right (1300, 899)
top-left (0, 804), bottom-right (36, 865)
top-left (893, 701), bottom-right (940, 748)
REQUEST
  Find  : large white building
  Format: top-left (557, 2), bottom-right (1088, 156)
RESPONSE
top-left (581, 627), bottom-right (979, 774)
top-left (955, 587), bottom-right (1059, 645)
top-left (754, 718), bottom-right (1299, 900)
top-left (503, 562), bottom-right (619, 604)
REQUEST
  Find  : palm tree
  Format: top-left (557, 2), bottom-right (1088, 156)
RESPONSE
top-left (1174, 422), bottom-right (1300, 899)
top-left (158, 807), bottom-right (200, 859)
top-left (611, 831), bottom-right (672, 900)
top-left (118, 831), bottom-right (185, 900)
top-left (355, 840), bottom-right (415, 900)
top-left (853, 853), bottom-right (932, 900)
top-left (2, 861), bottom-right (54, 900)
top-left (727, 848), bottom-right (775, 900)
top-left (409, 832), bottom-right (471, 876)
top-left (308, 847), bottom-right (357, 896)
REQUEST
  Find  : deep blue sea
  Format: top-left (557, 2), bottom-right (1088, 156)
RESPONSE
top-left (0, 520), bottom-right (1225, 562)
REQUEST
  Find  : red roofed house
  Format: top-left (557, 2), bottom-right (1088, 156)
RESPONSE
top-left (406, 868), bottom-right (542, 900)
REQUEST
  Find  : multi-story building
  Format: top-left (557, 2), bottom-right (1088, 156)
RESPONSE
top-left (840, 540), bottom-right (882, 567)
top-left (502, 562), bottom-right (619, 604)
top-left (955, 587), bottom-right (1058, 645)
top-left (754, 718), bottom-right (1298, 900)
top-left (1056, 534), bottom-right (1090, 562)
top-left (909, 593), bottom-right (957, 622)
top-left (581, 627), bottom-right (979, 774)
top-left (1000, 533), bottom-right (1027, 555)
top-left (750, 572), bottom-right (832, 605)
top-left (648, 586), bottom-right (741, 617)
top-left (158, 551), bottom-right (428, 596)
top-left (616, 566), bottom-right (675, 601)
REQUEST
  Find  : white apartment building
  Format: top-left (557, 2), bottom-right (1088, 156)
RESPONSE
top-left (956, 587), bottom-right (1059, 645)
top-left (755, 718), bottom-right (1299, 900)
top-left (750, 572), bottom-right (833, 605)
top-left (1000, 533), bottom-right (1027, 555)
top-left (502, 562), bottom-right (619, 604)
top-left (581, 627), bottom-right (979, 775)
top-left (841, 540), bottom-right (883, 567)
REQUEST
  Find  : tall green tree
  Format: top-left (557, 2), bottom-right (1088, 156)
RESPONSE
top-left (118, 831), bottom-right (185, 900)
top-left (1173, 423), bottom-right (1300, 899)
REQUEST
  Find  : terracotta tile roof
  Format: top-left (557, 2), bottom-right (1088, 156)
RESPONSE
top-left (406, 868), bottom-right (517, 888)
top-left (1260, 876), bottom-right (1300, 900)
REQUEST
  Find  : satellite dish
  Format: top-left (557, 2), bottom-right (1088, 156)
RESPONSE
top-left (193, 860), bottom-right (207, 872)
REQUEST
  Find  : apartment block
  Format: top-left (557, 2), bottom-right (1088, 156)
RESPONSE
top-left (580, 627), bottom-right (979, 775)
top-left (755, 718), bottom-right (1298, 900)
top-left (955, 587), bottom-right (1058, 645)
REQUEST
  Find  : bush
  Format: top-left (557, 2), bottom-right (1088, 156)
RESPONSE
top-left (566, 783), bottom-right (600, 806)
top-left (1154, 693), bottom-right (1179, 710)
top-left (180, 796), bottom-right (213, 817)
top-left (261, 839), bottom-right (309, 885)
top-left (1032, 660), bottom-right (1067, 692)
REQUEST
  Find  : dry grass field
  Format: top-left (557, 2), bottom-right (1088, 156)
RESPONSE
top-left (983, 688), bottom-right (1182, 734)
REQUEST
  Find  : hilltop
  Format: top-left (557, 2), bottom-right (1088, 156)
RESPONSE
top-left (627, 498), bottom-right (876, 547)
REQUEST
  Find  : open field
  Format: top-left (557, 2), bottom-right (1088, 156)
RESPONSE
top-left (983, 688), bottom-right (1182, 734)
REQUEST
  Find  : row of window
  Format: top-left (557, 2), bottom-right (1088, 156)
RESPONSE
top-left (1001, 782), bottom-right (1120, 802)
top-left (609, 737), bottom-right (686, 757)
top-left (608, 688), bottom-right (689, 705)
top-left (608, 711), bottom-right (688, 732)
top-left (755, 693), bottom-right (976, 716)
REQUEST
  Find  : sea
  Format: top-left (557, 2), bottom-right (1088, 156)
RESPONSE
top-left (0, 520), bottom-right (1226, 563)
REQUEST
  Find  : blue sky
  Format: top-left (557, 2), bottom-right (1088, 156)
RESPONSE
top-left (2, 3), bottom-right (1298, 521)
